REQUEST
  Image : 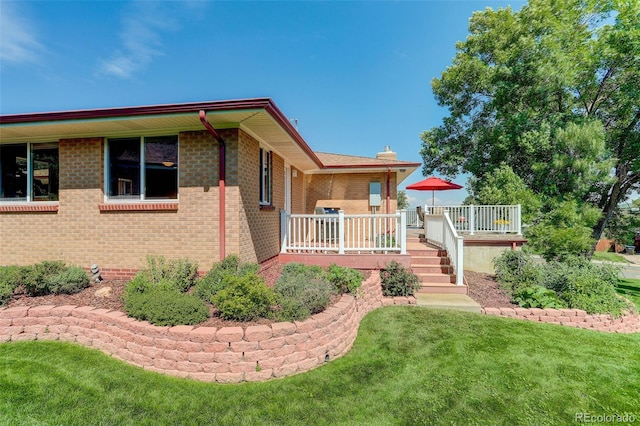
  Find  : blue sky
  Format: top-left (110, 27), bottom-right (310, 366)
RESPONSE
top-left (0, 0), bottom-right (525, 207)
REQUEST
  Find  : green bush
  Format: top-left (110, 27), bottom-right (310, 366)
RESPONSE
top-left (122, 258), bottom-right (209, 325)
top-left (21, 261), bottom-right (67, 296)
top-left (212, 274), bottom-right (276, 321)
top-left (493, 250), bottom-right (541, 294)
top-left (326, 264), bottom-right (363, 295)
top-left (1, 262), bottom-right (89, 299)
top-left (145, 256), bottom-right (198, 293)
top-left (380, 261), bottom-right (420, 297)
top-left (123, 289), bottom-right (209, 326)
top-left (45, 266), bottom-right (90, 294)
top-left (274, 264), bottom-right (334, 321)
top-left (512, 285), bottom-right (566, 309)
top-left (524, 200), bottom-right (599, 262)
top-left (194, 255), bottom-right (259, 303)
top-left (280, 263), bottom-right (326, 280)
top-left (494, 251), bottom-right (630, 316)
top-left (0, 266), bottom-right (21, 305)
top-left (123, 272), bottom-right (176, 298)
top-left (552, 258), bottom-right (628, 316)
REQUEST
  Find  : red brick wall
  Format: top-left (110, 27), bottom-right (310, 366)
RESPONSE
top-left (236, 130), bottom-right (284, 264)
top-left (305, 172), bottom-right (397, 214)
top-left (0, 132), bottom-right (228, 274)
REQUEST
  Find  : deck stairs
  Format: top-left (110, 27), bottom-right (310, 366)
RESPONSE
top-left (407, 232), bottom-right (481, 313)
top-left (407, 235), bottom-right (466, 294)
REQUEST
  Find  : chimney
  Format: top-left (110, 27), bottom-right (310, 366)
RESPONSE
top-left (376, 145), bottom-right (397, 161)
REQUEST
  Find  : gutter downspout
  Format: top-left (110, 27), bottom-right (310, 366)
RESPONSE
top-left (199, 110), bottom-right (226, 260)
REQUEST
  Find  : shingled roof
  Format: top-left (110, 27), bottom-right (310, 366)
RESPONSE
top-left (314, 152), bottom-right (420, 183)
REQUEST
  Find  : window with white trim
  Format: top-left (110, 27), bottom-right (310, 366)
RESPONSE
top-left (0, 143), bottom-right (59, 202)
top-left (106, 136), bottom-right (178, 200)
top-left (259, 147), bottom-right (272, 204)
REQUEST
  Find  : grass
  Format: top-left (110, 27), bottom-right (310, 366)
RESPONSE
top-left (617, 278), bottom-right (640, 309)
top-left (1, 307), bottom-right (640, 425)
top-left (592, 251), bottom-right (630, 263)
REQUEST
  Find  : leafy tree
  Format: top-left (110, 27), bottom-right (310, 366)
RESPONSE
top-left (605, 198), bottom-right (640, 246)
top-left (397, 190), bottom-right (409, 210)
top-left (525, 199), bottom-right (601, 261)
top-left (465, 164), bottom-right (542, 223)
top-left (420, 0), bottom-right (640, 243)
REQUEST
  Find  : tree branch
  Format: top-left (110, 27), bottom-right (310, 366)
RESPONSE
top-left (587, 66), bottom-right (615, 116)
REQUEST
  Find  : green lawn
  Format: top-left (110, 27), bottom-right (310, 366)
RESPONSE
top-left (617, 278), bottom-right (640, 309)
top-left (592, 251), bottom-right (630, 263)
top-left (1, 307), bottom-right (639, 425)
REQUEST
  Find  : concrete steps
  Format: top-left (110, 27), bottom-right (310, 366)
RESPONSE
top-left (407, 237), bottom-right (468, 295)
top-left (414, 293), bottom-right (481, 313)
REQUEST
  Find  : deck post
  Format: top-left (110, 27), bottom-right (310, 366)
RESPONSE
top-left (469, 205), bottom-right (475, 235)
top-left (399, 210), bottom-right (407, 254)
top-left (516, 204), bottom-right (522, 235)
top-left (280, 210), bottom-right (288, 253)
top-left (338, 210), bottom-right (345, 254)
top-left (456, 237), bottom-right (464, 285)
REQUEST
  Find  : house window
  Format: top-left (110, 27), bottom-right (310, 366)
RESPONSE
top-left (0, 143), bottom-right (59, 202)
top-left (107, 136), bottom-right (178, 200)
top-left (259, 147), bottom-right (272, 204)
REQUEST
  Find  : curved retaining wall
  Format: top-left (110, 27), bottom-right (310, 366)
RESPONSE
top-left (482, 307), bottom-right (640, 333)
top-left (0, 272), bottom-right (415, 383)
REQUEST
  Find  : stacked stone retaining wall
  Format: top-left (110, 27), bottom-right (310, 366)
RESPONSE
top-left (482, 307), bottom-right (640, 333)
top-left (0, 272), bottom-right (415, 383)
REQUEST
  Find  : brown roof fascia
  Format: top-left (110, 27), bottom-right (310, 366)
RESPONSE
top-left (321, 162), bottom-right (421, 170)
top-left (262, 101), bottom-right (323, 168)
top-left (0, 97), bottom-right (324, 168)
top-left (0, 98), bottom-right (273, 123)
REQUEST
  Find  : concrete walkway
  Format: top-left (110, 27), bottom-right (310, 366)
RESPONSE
top-left (415, 293), bottom-right (482, 313)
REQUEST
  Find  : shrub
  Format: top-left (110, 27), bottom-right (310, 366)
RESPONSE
top-left (123, 289), bottom-right (209, 326)
top-left (493, 250), bottom-right (541, 294)
top-left (512, 285), bottom-right (566, 309)
top-left (195, 255), bottom-right (259, 303)
top-left (550, 257), bottom-right (628, 316)
top-left (524, 200), bottom-right (599, 262)
top-left (0, 266), bottom-right (21, 305)
top-left (21, 261), bottom-right (67, 296)
top-left (122, 272), bottom-right (176, 300)
top-left (562, 272), bottom-right (628, 316)
top-left (326, 264), bottom-right (363, 295)
top-left (45, 266), bottom-right (90, 294)
top-left (212, 274), bottom-right (276, 321)
top-left (376, 234), bottom-right (396, 249)
top-left (380, 261), bottom-right (420, 297)
top-left (494, 252), bottom-right (630, 316)
top-left (145, 255), bottom-right (198, 293)
top-left (274, 264), bottom-right (334, 321)
top-left (280, 263), bottom-right (326, 280)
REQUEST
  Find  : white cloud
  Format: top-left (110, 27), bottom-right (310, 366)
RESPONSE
top-left (97, 1), bottom-right (179, 79)
top-left (0, 3), bottom-right (44, 66)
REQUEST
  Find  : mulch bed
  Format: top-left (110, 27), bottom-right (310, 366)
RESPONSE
top-left (465, 270), bottom-right (517, 309)
top-left (4, 264), bottom-right (373, 329)
top-left (5, 267), bottom-right (512, 328)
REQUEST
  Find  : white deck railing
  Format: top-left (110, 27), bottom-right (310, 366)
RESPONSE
top-left (424, 204), bottom-right (521, 235)
top-left (423, 210), bottom-right (464, 286)
top-left (281, 210), bottom-right (407, 254)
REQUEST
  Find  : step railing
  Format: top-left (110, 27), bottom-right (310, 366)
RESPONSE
top-left (424, 204), bottom-right (521, 235)
top-left (281, 210), bottom-right (407, 254)
top-left (423, 210), bottom-right (464, 286)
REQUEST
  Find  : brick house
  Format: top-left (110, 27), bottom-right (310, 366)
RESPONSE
top-left (0, 98), bottom-right (419, 277)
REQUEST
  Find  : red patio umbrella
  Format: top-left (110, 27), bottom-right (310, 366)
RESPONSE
top-left (406, 176), bottom-right (463, 206)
